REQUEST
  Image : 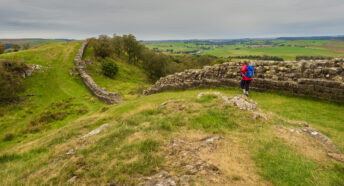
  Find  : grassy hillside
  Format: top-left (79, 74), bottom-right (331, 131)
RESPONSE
top-left (82, 46), bottom-right (150, 100)
top-left (0, 41), bottom-right (104, 150)
top-left (0, 42), bottom-right (343, 185)
top-left (0, 39), bottom-right (71, 52)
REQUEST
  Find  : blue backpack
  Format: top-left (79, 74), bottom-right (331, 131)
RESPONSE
top-left (245, 65), bottom-right (254, 77)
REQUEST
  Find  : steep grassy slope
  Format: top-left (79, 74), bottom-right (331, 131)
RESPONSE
top-left (0, 42), bottom-right (343, 185)
top-left (0, 42), bottom-right (104, 150)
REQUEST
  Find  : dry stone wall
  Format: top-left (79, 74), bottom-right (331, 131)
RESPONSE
top-left (144, 59), bottom-right (344, 103)
top-left (74, 40), bottom-right (123, 104)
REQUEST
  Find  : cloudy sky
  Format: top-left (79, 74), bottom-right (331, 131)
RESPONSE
top-left (0, 0), bottom-right (343, 40)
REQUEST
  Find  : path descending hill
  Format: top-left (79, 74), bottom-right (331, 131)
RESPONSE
top-left (0, 42), bottom-right (343, 185)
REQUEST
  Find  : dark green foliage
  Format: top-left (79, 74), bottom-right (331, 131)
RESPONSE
top-left (0, 60), bottom-right (28, 103)
top-left (112, 35), bottom-right (124, 57)
top-left (90, 34), bottom-right (227, 82)
top-left (101, 58), bottom-right (119, 78)
top-left (0, 43), bottom-right (4, 54)
top-left (296, 56), bottom-right (333, 61)
top-left (141, 49), bottom-right (168, 81)
top-left (11, 44), bottom-right (20, 52)
top-left (90, 35), bottom-right (113, 58)
top-left (122, 34), bottom-right (142, 64)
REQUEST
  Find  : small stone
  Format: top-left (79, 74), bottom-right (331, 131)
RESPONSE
top-left (67, 176), bottom-right (77, 183)
top-left (311, 131), bottom-right (318, 135)
top-left (81, 123), bottom-right (109, 139)
top-left (204, 136), bottom-right (221, 143)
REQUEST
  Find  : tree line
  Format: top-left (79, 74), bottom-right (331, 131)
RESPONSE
top-left (0, 43), bottom-right (27, 54)
top-left (228, 55), bottom-right (284, 61)
top-left (89, 34), bottom-right (226, 81)
top-left (295, 56), bottom-right (333, 61)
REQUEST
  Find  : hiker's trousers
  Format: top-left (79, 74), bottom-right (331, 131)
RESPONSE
top-left (240, 80), bottom-right (251, 91)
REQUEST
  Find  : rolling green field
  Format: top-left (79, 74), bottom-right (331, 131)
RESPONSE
top-left (0, 39), bottom-right (71, 53)
top-left (143, 39), bottom-right (344, 60)
top-left (0, 42), bottom-right (343, 185)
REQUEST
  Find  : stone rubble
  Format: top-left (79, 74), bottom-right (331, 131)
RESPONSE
top-left (139, 137), bottom-right (224, 186)
top-left (275, 125), bottom-right (344, 163)
top-left (228, 95), bottom-right (258, 110)
top-left (50, 123), bottom-right (110, 169)
top-left (81, 123), bottom-right (109, 140)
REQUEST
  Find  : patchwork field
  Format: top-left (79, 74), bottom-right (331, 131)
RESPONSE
top-left (143, 39), bottom-right (344, 60)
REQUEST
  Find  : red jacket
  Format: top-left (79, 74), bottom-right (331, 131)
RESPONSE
top-left (241, 64), bottom-right (252, 80)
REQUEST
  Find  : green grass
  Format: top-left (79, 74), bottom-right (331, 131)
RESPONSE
top-left (249, 46), bottom-right (340, 60)
top-left (1, 42), bottom-right (344, 185)
top-left (253, 135), bottom-right (344, 186)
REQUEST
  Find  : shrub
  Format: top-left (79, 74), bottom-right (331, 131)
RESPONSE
top-left (101, 58), bottom-right (119, 78)
top-left (0, 60), bottom-right (28, 103)
top-left (3, 133), bottom-right (15, 141)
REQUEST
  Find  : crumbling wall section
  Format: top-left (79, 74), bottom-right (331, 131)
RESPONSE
top-left (74, 40), bottom-right (123, 104)
top-left (144, 59), bottom-right (344, 102)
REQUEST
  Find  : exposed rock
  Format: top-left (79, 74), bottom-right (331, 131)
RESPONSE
top-left (276, 124), bottom-right (344, 163)
top-left (81, 123), bottom-right (109, 140)
top-left (203, 136), bottom-right (222, 143)
top-left (228, 95), bottom-right (257, 110)
top-left (288, 120), bottom-right (309, 127)
top-left (74, 40), bottom-right (123, 104)
top-left (327, 153), bottom-right (344, 163)
top-left (139, 136), bottom-right (224, 185)
top-left (67, 176), bottom-right (77, 183)
top-left (65, 148), bottom-right (77, 155)
top-left (302, 127), bottom-right (341, 154)
top-left (62, 124), bottom-right (109, 159)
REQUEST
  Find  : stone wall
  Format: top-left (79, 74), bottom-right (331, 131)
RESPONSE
top-left (144, 59), bottom-right (344, 103)
top-left (74, 40), bottom-right (123, 104)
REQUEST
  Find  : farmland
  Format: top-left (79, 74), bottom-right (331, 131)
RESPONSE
top-left (143, 39), bottom-right (344, 61)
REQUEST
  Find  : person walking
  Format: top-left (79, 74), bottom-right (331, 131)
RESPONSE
top-left (240, 60), bottom-right (254, 96)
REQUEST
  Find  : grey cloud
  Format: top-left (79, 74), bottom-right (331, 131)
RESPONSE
top-left (0, 0), bottom-right (343, 39)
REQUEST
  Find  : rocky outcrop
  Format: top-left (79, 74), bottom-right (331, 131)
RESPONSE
top-left (144, 59), bottom-right (344, 103)
top-left (275, 125), bottom-right (344, 163)
top-left (74, 40), bottom-right (123, 104)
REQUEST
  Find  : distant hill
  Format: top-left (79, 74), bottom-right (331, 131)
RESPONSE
top-left (276, 36), bottom-right (344, 40)
top-left (0, 38), bottom-right (74, 50)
